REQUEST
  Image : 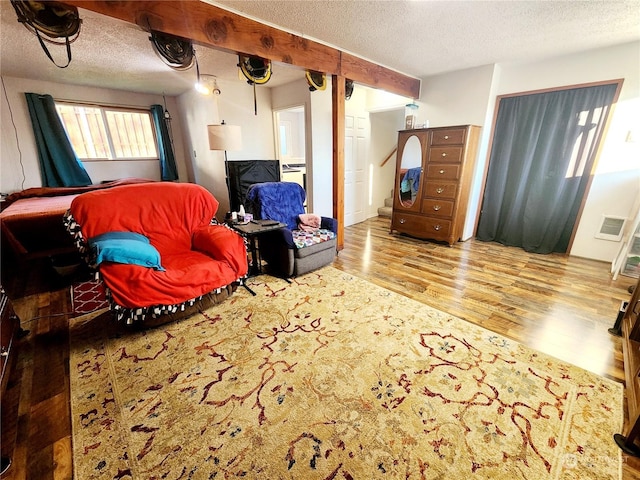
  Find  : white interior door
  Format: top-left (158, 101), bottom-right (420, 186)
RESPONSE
top-left (344, 113), bottom-right (369, 226)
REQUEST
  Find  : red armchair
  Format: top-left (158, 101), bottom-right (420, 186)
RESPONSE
top-left (65, 182), bottom-right (248, 326)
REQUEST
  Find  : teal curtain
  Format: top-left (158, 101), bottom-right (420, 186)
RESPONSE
top-left (150, 105), bottom-right (178, 181)
top-left (25, 93), bottom-right (92, 187)
top-left (476, 83), bottom-right (618, 254)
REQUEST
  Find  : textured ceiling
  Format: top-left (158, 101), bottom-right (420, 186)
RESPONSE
top-left (1, 1), bottom-right (639, 96)
top-left (214, 0), bottom-right (640, 78)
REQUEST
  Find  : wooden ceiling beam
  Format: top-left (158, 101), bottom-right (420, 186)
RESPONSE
top-left (339, 52), bottom-right (420, 100)
top-left (61, 0), bottom-right (421, 99)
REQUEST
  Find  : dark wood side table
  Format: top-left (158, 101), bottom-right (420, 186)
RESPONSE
top-left (1, 287), bottom-right (21, 475)
top-left (229, 220), bottom-right (286, 277)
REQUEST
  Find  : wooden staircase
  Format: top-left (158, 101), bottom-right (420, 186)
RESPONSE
top-left (378, 190), bottom-right (393, 218)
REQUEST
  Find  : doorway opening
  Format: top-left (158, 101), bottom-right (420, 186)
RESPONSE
top-left (274, 105), bottom-right (307, 197)
top-left (476, 80), bottom-right (622, 254)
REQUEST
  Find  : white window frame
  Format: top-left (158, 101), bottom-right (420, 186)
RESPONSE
top-left (55, 101), bottom-right (159, 162)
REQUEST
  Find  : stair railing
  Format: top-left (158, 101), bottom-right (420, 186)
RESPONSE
top-left (379, 147), bottom-right (397, 167)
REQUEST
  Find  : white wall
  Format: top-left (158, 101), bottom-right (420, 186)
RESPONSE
top-left (366, 88), bottom-right (412, 112)
top-left (0, 75), bottom-right (189, 194)
top-left (176, 78), bottom-right (275, 216)
top-left (419, 64), bottom-right (495, 128)
top-left (272, 78), bottom-right (315, 208)
top-left (369, 109), bottom-right (404, 217)
top-left (277, 110), bottom-right (305, 163)
top-left (308, 79), bottom-right (334, 217)
top-left (272, 78), bottom-right (310, 109)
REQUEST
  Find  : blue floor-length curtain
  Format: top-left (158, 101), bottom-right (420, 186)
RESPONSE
top-left (25, 93), bottom-right (92, 187)
top-left (150, 105), bottom-right (178, 181)
top-left (476, 83), bottom-right (618, 254)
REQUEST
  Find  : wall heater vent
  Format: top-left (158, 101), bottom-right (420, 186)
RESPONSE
top-left (595, 215), bottom-right (626, 241)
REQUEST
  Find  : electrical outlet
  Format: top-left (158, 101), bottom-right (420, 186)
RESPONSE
top-left (626, 130), bottom-right (636, 143)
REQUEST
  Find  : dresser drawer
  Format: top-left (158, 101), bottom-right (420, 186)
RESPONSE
top-left (431, 128), bottom-right (466, 146)
top-left (426, 164), bottom-right (460, 180)
top-left (391, 212), bottom-right (422, 236)
top-left (392, 212), bottom-right (452, 239)
top-left (422, 199), bottom-right (454, 218)
top-left (428, 146), bottom-right (463, 163)
top-left (423, 181), bottom-right (457, 200)
top-left (422, 216), bottom-right (452, 238)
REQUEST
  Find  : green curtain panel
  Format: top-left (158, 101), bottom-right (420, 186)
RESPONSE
top-left (150, 104), bottom-right (178, 181)
top-left (476, 83), bottom-right (618, 254)
top-left (24, 93), bottom-right (92, 187)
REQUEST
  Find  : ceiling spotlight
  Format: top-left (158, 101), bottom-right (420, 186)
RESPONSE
top-left (194, 55), bottom-right (221, 95)
top-left (195, 75), bottom-right (220, 96)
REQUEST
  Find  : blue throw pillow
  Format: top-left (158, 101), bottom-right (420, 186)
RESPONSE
top-left (88, 232), bottom-right (165, 271)
top-left (88, 231), bottom-right (150, 244)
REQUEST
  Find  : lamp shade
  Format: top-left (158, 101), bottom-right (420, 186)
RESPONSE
top-left (207, 124), bottom-right (242, 151)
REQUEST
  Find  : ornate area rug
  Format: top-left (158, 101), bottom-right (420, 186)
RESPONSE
top-left (71, 279), bottom-right (108, 316)
top-left (69, 267), bottom-right (622, 479)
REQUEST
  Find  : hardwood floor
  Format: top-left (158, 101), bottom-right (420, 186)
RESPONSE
top-left (1, 216), bottom-right (639, 479)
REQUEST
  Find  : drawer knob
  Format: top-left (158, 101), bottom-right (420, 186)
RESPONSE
top-left (441, 153), bottom-right (447, 157)
top-left (444, 135), bottom-right (449, 140)
top-left (436, 187), bottom-right (444, 194)
top-left (399, 218), bottom-right (405, 224)
top-left (433, 205), bottom-right (441, 211)
top-left (439, 169), bottom-right (445, 174)
top-left (434, 224), bottom-right (442, 231)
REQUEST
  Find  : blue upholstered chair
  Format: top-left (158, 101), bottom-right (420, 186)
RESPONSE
top-left (245, 182), bottom-right (337, 277)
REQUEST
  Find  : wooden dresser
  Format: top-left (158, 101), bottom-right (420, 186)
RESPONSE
top-left (616, 277), bottom-right (640, 456)
top-left (391, 125), bottom-right (481, 245)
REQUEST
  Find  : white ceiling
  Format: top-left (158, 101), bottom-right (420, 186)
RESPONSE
top-left (1, 0), bottom-right (639, 97)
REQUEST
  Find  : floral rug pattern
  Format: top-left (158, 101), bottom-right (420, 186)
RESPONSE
top-left (69, 267), bottom-right (622, 479)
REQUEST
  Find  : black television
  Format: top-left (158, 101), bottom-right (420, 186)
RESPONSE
top-left (226, 160), bottom-right (281, 212)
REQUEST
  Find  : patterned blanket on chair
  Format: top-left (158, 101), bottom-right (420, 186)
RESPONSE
top-left (292, 228), bottom-right (336, 249)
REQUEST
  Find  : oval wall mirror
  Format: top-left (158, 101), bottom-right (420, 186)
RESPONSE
top-left (399, 134), bottom-right (422, 207)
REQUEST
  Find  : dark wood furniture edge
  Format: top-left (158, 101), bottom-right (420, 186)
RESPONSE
top-left (617, 277), bottom-right (640, 456)
top-left (0, 287), bottom-right (24, 476)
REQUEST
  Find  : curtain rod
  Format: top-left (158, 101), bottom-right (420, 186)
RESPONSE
top-left (52, 97), bottom-right (164, 110)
